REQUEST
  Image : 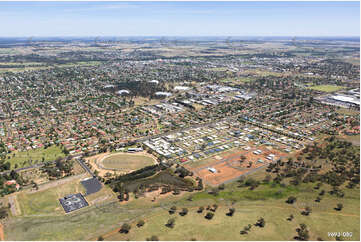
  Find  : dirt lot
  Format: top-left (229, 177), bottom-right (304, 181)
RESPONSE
top-left (185, 146), bottom-right (287, 186)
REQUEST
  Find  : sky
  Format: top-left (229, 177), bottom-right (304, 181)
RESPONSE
top-left (0, 1), bottom-right (360, 37)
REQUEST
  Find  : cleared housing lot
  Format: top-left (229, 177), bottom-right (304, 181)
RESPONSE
top-left (185, 146), bottom-right (287, 186)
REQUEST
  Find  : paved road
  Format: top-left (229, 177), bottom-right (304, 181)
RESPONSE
top-left (76, 158), bottom-right (96, 177)
top-left (0, 162), bottom-right (51, 175)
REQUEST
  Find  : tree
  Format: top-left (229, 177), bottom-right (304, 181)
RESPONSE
top-left (0, 207), bottom-right (8, 219)
top-left (335, 235), bottom-right (343, 241)
top-left (335, 203), bottom-right (343, 211)
top-left (240, 155), bottom-right (246, 164)
top-left (205, 212), bottom-right (214, 220)
top-left (166, 218), bottom-right (175, 228)
top-left (287, 214), bottom-right (294, 221)
top-left (255, 217), bottom-right (266, 227)
top-left (169, 206), bottom-right (177, 214)
top-left (97, 236), bottom-right (104, 241)
top-left (301, 207), bottom-right (312, 216)
top-left (245, 224), bottom-right (252, 231)
top-left (315, 196), bottom-right (321, 202)
top-left (211, 204), bottom-right (218, 211)
top-left (197, 206), bottom-right (204, 213)
top-left (119, 223), bottom-right (131, 233)
top-left (286, 196), bottom-right (297, 204)
top-left (179, 208), bottom-right (188, 216)
top-left (295, 223), bottom-right (309, 241)
top-left (226, 207), bottom-right (235, 216)
top-left (137, 219), bottom-right (145, 227)
top-left (146, 235), bottom-right (159, 241)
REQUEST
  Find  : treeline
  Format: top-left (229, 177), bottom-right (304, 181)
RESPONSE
top-left (105, 164), bottom-right (203, 202)
top-left (41, 157), bottom-right (74, 179)
top-left (0, 170), bottom-right (24, 196)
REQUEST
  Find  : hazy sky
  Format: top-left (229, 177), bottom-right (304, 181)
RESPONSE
top-left (1, 1), bottom-right (360, 37)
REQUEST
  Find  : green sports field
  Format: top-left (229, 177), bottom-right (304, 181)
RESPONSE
top-left (101, 153), bottom-right (156, 171)
top-left (307, 85), bottom-right (346, 92)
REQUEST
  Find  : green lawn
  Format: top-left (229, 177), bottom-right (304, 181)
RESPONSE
top-left (7, 145), bottom-right (65, 169)
top-left (307, 85), bottom-right (346, 92)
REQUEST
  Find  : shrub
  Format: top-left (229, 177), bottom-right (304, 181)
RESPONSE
top-left (335, 203), bottom-right (343, 211)
top-left (286, 196), bottom-right (297, 204)
top-left (166, 218), bottom-right (175, 228)
top-left (119, 223), bottom-right (131, 233)
top-left (137, 220), bottom-right (145, 227)
top-left (179, 208), bottom-right (188, 216)
top-left (295, 223), bottom-right (309, 241)
top-left (146, 235), bottom-right (159, 241)
top-left (301, 206), bottom-right (312, 216)
top-left (255, 217), bottom-right (266, 227)
top-left (226, 208), bottom-right (235, 216)
top-left (205, 212), bottom-right (214, 220)
top-left (169, 206), bottom-right (177, 214)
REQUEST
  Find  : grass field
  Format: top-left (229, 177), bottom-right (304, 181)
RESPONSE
top-left (104, 181), bottom-right (359, 241)
top-left (101, 153), bottom-right (156, 171)
top-left (307, 85), bottom-right (346, 92)
top-left (336, 108), bottom-right (360, 116)
top-left (220, 77), bottom-right (254, 84)
top-left (5, 174), bottom-right (360, 241)
top-left (338, 134), bottom-right (360, 146)
top-left (7, 145), bottom-right (65, 169)
top-left (16, 178), bottom-right (86, 216)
